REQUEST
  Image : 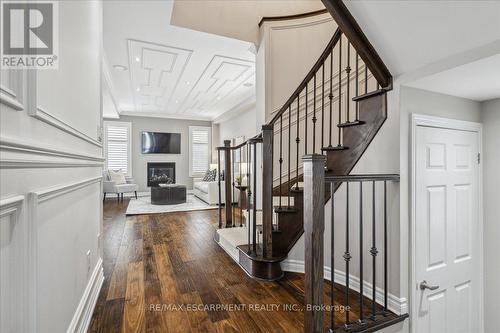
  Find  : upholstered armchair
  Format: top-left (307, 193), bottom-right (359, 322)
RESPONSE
top-left (103, 171), bottom-right (139, 201)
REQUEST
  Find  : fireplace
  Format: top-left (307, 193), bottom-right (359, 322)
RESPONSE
top-left (147, 162), bottom-right (175, 187)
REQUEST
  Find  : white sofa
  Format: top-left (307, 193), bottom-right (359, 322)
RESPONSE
top-left (193, 178), bottom-right (239, 205)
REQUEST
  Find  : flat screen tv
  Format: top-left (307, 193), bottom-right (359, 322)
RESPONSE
top-left (141, 132), bottom-right (181, 154)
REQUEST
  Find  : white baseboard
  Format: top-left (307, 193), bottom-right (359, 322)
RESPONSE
top-left (281, 259), bottom-right (407, 315)
top-left (66, 258), bottom-right (104, 333)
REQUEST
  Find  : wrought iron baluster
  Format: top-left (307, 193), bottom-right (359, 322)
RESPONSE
top-left (330, 182), bottom-right (336, 332)
top-left (296, 97), bottom-right (300, 190)
top-left (337, 37), bottom-right (343, 147)
top-left (344, 181), bottom-right (352, 329)
top-left (365, 61), bottom-right (368, 94)
top-left (358, 181), bottom-right (365, 325)
top-left (246, 143), bottom-right (251, 253)
top-left (321, 64), bottom-right (325, 153)
top-left (288, 106), bottom-right (291, 208)
top-left (329, 49), bottom-right (334, 148)
top-left (383, 180), bottom-right (388, 314)
top-left (279, 114), bottom-right (283, 209)
top-left (232, 149), bottom-right (235, 224)
top-left (345, 42), bottom-right (351, 124)
top-left (355, 53), bottom-right (359, 121)
top-left (252, 142), bottom-right (257, 254)
top-left (239, 146), bottom-right (243, 227)
top-left (313, 73), bottom-right (317, 154)
top-left (305, 83), bottom-right (308, 155)
top-left (218, 149), bottom-right (222, 228)
top-left (370, 180), bottom-right (378, 320)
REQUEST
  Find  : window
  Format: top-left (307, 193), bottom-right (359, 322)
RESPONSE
top-left (189, 126), bottom-right (211, 177)
top-left (104, 121), bottom-right (132, 175)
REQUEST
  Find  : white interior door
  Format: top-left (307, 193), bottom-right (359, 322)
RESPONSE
top-left (414, 125), bottom-right (481, 333)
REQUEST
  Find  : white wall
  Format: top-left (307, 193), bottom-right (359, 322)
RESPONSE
top-left (481, 98), bottom-right (500, 333)
top-left (0, 1), bottom-right (103, 332)
top-left (218, 106), bottom-right (257, 145)
top-left (106, 115), bottom-right (211, 191)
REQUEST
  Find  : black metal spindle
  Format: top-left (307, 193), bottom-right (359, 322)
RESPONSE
top-left (328, 49), bottom-right (333, 147)
top-left (247, 143), bottom-right (251, 253)
top-left (239, 146), bottom-right (243, 227)
top-left (337, 37), bottom-right (342, 147)
top-left (359, 181), bottom-right (365, 325)
top-left (232, 149), bottom-right (235, 224)
top-left (329, 182), bottom-right (336, 331)
top-left (355, 53), bottom-right (359, 121)
top-left (305, 83), bottom-right (308, 155)
top-left (383, 180), bottom-right (388, 314)
top-left (365, 62), bottom-right (368, 94)
top-left (252, 142), bottom-right (257, 254)
top-left (279, 114), bottom-right (283, 209)
top-left (313, 73), bottom-right (317, 154)
top-left (321, 64), bottom-right (325, 152)
top-left (344, 182), bottom-right (352, 329)
top-left (218, 149), bottom-right (222, 228)
top-left (370, 180), bottom-right (378, 320)
top-left (345, 42), bottom-right (351, 123)
top-left (288, 106), bottom-right (291, 208)
top-left (296, 97), bottom-right (300, 190)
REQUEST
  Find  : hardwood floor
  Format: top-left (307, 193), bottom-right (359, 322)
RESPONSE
top-left (88, 199), bottom-right (394, 333)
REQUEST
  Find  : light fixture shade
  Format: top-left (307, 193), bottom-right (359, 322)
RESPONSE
top-left (209, 163), bottom-right (218, 170)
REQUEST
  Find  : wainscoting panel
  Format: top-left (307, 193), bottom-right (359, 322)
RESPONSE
top-left (0, 195), bottom-right (26, 333)
top-left (28, 177), bottom-right (102, 333)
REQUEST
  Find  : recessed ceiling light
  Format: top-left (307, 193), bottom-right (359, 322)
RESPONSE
top-left (243, 82), bottom-right (253, 87)
top-left (136, 87), bottom-right (140, 92)
top-left (186, 81), bottom-right (190, 85)
top-left (113, 64), bottom-right (128, 71)
top-left (135, 57), bottom-right (141, 62)
top-left (175, 100), bottom-right (178, 104)
top-left (216, 97), bottom-right (221, 101)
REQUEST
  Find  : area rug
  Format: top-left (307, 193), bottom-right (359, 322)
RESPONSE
top-left (126, 194), bottom-right (217, 215)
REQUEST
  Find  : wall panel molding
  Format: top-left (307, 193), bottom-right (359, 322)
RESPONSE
top-left (0, 136), bottom-right (104, 169)
top-left (28, 176), bottom-right (102, 332)
top-left (0, 195), bottom-right (26, 333)
top-left (0, 84), bottom-right (24, 111)
top-left (66, 258), bottom-right (104, 333)
top-left (29, 106), bottom-right (103, 147)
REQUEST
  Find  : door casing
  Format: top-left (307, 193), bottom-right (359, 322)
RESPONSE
top-left (410, 113), bottom-right (484, 333)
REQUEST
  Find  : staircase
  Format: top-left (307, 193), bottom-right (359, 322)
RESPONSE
top-left (215, 1), bottom-right (408, 332)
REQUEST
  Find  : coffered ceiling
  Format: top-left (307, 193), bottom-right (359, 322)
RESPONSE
top-left (103, 0), bottom-right (256, 120)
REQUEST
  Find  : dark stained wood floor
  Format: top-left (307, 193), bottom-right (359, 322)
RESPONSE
top-left (88, 199), bottom-right (393, 333)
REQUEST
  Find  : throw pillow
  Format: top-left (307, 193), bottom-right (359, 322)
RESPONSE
top-left (202, 169), bottom-right (217, 182)
top-left (109, 170), bottom-right (127, 185)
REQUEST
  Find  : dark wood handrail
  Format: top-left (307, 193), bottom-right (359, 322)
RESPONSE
top-left (321, 0), bottom-right (392, 88)
top-left (215, 133), bottom-right (261, 151)
top-left (268, 27), bottom-right (342, 126)
top-left (258, 9), bottom-right (328, 27)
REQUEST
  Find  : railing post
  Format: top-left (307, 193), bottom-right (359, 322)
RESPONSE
top-left (261, 125), bottom-right (274, 258)
top-left (223, 140), bottom-right (232, 227)
top-left (303, 154), bottom-right (326, 333)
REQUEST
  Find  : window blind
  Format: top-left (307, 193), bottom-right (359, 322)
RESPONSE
top-left (105, 124), bottom-right (130, 174)
top-left (190, 127), bottom-right (210, 176)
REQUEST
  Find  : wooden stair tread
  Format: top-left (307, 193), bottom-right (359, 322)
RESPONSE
top-left (237, 244), bottom-right (287, 262)
top-left (337, 119), bottom-right (365, 128)
top-left (352, 88), bottom-right (386, 102)
top-left (322, 144), bottom-right (349, 151)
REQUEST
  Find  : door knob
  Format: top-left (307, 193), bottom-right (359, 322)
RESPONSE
top-left (419, 280), bottom-right (439, 291)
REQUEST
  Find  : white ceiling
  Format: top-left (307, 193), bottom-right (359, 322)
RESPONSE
top-left (103, 0), bottom-right (256, 120)
top-left (344, 1), bottom-right (500, 76)
top-left (406, 54), bottom-right (500, 102)
top-left (171, 0), bottom-right (325, 44)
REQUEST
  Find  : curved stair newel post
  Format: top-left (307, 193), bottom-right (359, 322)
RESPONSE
top-left (261, 125), bottom-right (274, 258)
top-left (223, 140), bottom-right (232, 227)
top-left (303, 154), bottom-right (326, 333)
